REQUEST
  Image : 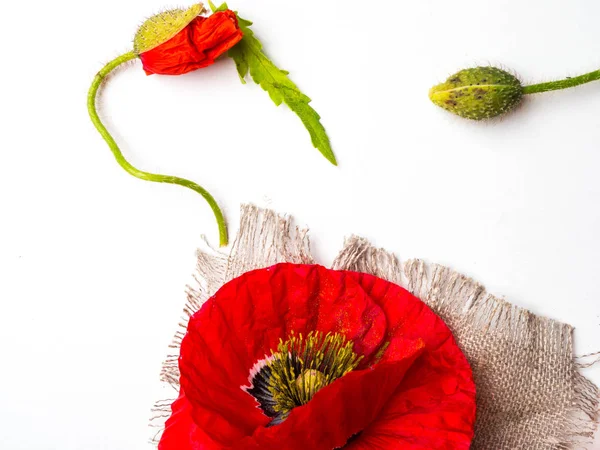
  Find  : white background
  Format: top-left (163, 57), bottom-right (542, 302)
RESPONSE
top-left (1, 0), bottom-right (599, 448)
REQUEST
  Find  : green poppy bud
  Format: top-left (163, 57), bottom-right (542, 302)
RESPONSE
top-left (134, 3), bottom-right (205, 54)
top-left (429, 67), bottom-right (523, 120)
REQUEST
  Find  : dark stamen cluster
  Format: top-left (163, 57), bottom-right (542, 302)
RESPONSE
top-left (245, 331), bottom-right (363, 425)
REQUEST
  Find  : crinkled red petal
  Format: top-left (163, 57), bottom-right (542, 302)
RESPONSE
top-left (344, 271), bottom-right (476, 449)
top-left (159, 388), bottom-right (221, 450)
top-left (158, 263), bottom-right (476, 449)
top-left (140, 10), bottom-right (243, 76)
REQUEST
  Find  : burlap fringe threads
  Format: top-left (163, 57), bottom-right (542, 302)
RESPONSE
top-left (151, 204), bottom-right (599, 450)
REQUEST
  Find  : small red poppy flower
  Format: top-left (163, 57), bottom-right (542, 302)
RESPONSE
top-left (159, 264), bottom-right (476, 449)
top-left (134, 5), bottom-right (243, 76)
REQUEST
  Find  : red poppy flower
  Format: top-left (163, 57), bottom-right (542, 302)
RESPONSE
top-left (139, 9), bottom-right (243, 76)
top-left (159, 263), bottom-right (476, 449)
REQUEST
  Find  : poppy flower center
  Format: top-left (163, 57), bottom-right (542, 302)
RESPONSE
top-left (245, 331), bottom-right (363, 425)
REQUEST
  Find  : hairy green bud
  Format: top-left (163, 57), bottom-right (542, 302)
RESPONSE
top-left (133, 3), bottom-right (205, 54)
top-left (429, 67), bottom-right (523, 120)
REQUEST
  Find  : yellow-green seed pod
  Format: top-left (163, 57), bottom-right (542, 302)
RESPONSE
top-left (429, 67), bottom-right (523, 120)
top-left (295, 369), bottom-right (327, 401)
top-left (133, 3), bottom-right (205, 54)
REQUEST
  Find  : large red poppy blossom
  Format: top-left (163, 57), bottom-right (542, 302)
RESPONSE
top-left (140, 10), bottom-right (243, 76)
top-left (159, 263), bottom-right (476, 449)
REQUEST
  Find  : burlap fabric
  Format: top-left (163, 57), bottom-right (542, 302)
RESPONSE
top-left (152, 205), bottom-right (599, 449)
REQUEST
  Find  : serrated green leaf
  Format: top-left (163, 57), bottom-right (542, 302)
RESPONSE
top-left (227, 12), bottom-right (337, 165)
top-left (209, 1), bottom-right (228, 13)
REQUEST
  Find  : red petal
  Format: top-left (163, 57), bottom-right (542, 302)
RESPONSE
top-left (344, 272), bottom-right (476, 449)
top-left (140, 10), bottom-right (243, 76)
top-left (158, 389), bottom-right (221, 450)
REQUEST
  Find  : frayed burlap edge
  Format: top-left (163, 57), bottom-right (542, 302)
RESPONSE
top-left (150, 205), bottom-right (599, 449)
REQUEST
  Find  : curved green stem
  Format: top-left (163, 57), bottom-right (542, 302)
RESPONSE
top-left (523, 68), bottom-right (600, 95)
top-left (87, 52), bottom-right (228, 246)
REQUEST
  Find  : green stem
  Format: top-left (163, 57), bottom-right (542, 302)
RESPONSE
top-left (523, 68), bottom-right (600, 95)
top-left (87, 52), bottom-right (228, 247)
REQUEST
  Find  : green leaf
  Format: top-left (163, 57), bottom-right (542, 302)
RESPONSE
top-left (227, 12), bottom-right (337, 166)
top-left (209, 1), bottom-right (228, 13)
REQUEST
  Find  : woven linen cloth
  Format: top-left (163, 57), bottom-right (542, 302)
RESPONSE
top-left (152, 205), bottom-right (599, 449)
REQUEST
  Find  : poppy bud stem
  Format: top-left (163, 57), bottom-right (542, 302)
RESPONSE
top-left (87, 52), bottom-right (228, 247)
top-left (523, 68), bottom-right (600, 95)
